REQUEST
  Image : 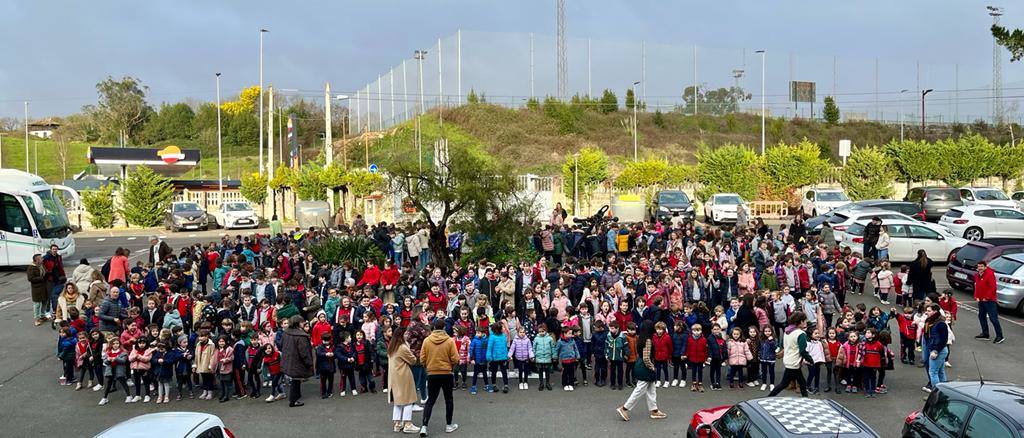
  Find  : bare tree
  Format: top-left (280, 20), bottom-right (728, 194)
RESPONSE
top-left (0, 117), bottom-right (20, 132)
top-left (54, 133), bottom-right (70, 181)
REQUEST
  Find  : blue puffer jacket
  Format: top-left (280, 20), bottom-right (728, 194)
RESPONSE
top-left (469, 335), bottom-right (489, 364)
top-left (671, 331), bottom-right (689, 359)
top-left (486, 332), bottom-right (509, 362)
top-left (591, 330), bottom-right (608, 359)
top-left (555, 337), bottom-right (580, 362)
top-left (533, 333), bottom-right (556, 364)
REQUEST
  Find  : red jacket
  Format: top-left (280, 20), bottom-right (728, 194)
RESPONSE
top-left (357, 266), bottom-right (382, 286)
top-left (684, 334), bottom-right (708, 364)
top-left (939, 296), bottom-right (959, 321)
top-left (895, 313), bottom-right (917, 339)
top-left (859, 339), bottom-right (884, 368)
top-left (262, 350), bottom-right (281, 374)
top-left (652, 332), bottom-right (673, 361)
top-left (613, 311), bottom-right (633, 332)
top-left (797, 266), bottom-right (811, 290)
top-left (380, 266), bottom-right (400, 287)
top-left (975, 268), bottom-right (997, 301)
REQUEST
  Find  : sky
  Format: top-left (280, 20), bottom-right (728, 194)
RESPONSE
top-left (3, 0), bottom-right (1023, 123)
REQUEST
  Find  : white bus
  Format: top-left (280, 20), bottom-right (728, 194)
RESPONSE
top-left (0, 169), bottom-right (77, 266)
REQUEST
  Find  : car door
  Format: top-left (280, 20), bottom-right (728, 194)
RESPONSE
top-left (0, 193), bottom-right (34, 266)
top-left (915, 392), bottom-right (972, 437)
top-left (963, 407), bottom-right (1017, 438)
top-left (971, 209), bottom-right (999, 237)
top-left (908, 224), bottom-right (947, 260)
top-left (994, 208), bottom-right (1024, 237)
top-left (883, 224), bottom-right (910, 261)
top-left (961, 189), bottom-right (976, 206)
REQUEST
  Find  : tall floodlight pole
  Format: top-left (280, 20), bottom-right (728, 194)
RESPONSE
top-left (415, 50), bottom-right (427, 114)
top-left (266, 86), bottom-right (275, 217)
top-left (899, 89), bottom-right (909, 142)
top-left (259, 28), bottom-right (267, 175)
top-left (390, 69), bottom-right (395, 126)
top-left (556, 0), bottom-right (567, 100)
top-left (632, 81), bottom-right (640, 161)
top-left (324, 83), bottom-right (333, 167)
top-left (402, 60), bottom-right (409, 121)
top-left (693, 45), bottom-right (698, 115)
top-left (377, 76), bottom-right (383, 130)
top-left (438, 37), bottom-right (443, 125)
top-left (921, 89), bottom-right (934, 132)
top-left (641, 41), bottom-right (646, 104)
top-left (989, 5), bottom-right (1005, 124)
top-left (24, 102), bottom-right (29, 172)
top-left (756, 50), bottom-right (766, 155)
top-left (216, 73), bottom-right (223, 197)
top-left (457, 29), bottom-right (462, 105)
top-left (587, 38), bottom-right (592, 97)
top-left (530, 33), bottom-right (535, 99)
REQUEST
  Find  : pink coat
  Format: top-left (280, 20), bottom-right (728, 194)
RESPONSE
top-left (129, 347), bottom-right (153, 371)
top-left (726, 339), bottom-right (753, 366)
top-left (107, 255), bottom-right (130, 284)
top-left (213, 346), bottom-right (234, 375)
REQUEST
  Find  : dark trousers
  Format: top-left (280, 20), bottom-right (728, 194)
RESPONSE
top-left (689, 362), bottom-right (704, 382)
top-left (200, 373), bottom-right (215, 391)
top-left (175, 373), bottom-right (193, 397)
top-left (358, 368), bottom-right (375, 390)
top-left (247, 369), bottom-right (261, 396)
top-left (727, 365), bottom-right (745, 383)
top-left (103, 376), bottom-right (129, 398)
top-left (900, 335), bottom-right (916, 363)
top-left (760, 362), bottom-right (775, 384)
top-left (610, 360), bottom-right (623, 387)
top-left (807, 363), bottom-right (821, 390)
top-left (536, 363), bottom-right (551, 385)
top-left (339, 369), bottom-right (356, 391)
top-left (471, 363), bottom-right (489, 387)
top-left (93, 364), bottom-right (105, 386)
top-left (594, 357), bottom-right (608, 383)
top-left (132, 369), bottom-right (151, 396)
top-left (288, 378), bottom-right (303, 405)
top-left (672, 357), bottom-right (685, 380)
top-left (862, 367), bottom-right (878, 395)
top-left (270, 373), bottom-right (283, 396)
top-left (561, 361), bottom-right (577, 386)
top-left (625, 361), bottom-right (635, 384)
top-left (769, 368), bottom-right (808, 397)
top-left (978, 300), bottom-right (1004, 338)
top-left (78, 362), bottom-right (96, 383)
top-left (709, 360), bottom-right (723, 387)
top-left (747, 362), bottom-right (759, 383)
top-left (422, 374), bottom-right (454, 427)
top-left (454, 364), bottom-right (467, 385)
top-left (218, 374), bottom-right (234, 401)
top-left (320, 371), bottom-right (334, 396)
top-left (825, 362), bottom-right (839, 390)
top-left (62, 359), bottom-right (76, 383)
top-left (655, 360), bottom-right (669, 381)
top-left (489, 360), bottom-right (508, 386)
top-left (513, 359), bottom-right (530, 383)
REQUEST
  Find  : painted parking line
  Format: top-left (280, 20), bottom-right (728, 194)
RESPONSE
top-left (95, 238), bottom-right (105, 242)
top-left (188, 234), bottom-right (197, 238)
top-left (0, 297), bottom-right (30, 311)
top-left (958, 303), bottom-right (1024, 328)
top-left (126, 237), bottom-right (136, 241)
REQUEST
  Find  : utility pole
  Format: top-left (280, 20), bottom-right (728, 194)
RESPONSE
top-left (402, 60), bottom-right (409, 122)
top-left (377, 76), bottom-right (383, 130)
top-left (438, 37), bottom-right (443, 125)
top-left (216, 73), bottom-right (223, 199)
top-left (24, 101), bottom-right (29, 172)
top-left (530, 33), bottom-right (535, 99)
top-left (415, 50), bottom-right (427, 115)
top-left (632, 81), bottom-right (640, 161)
top-left (324, 82), bottom-right (333, 167)
top-left (587, 38), bottom-right (592, 97)
top-left (641, 40), bottom-right (646, 104)
top-left (267, 86), bottom-right (276, 218)
top-left (259, 28), bottom-right (268, 175)
top-left (921, 89), bottom-right (934, 132)
top-left (457, 29), bottom-right (462, 105)
top-left (900, 89), bottom-right (908, 142)
top-left (390, 69), bottom-right (395, 126)
top-left (757, 50), bottom-right (766, 155)
top-left (693, 45), bottom-right (698, 115)
top-left (556, 0), bottom-right (567, 100)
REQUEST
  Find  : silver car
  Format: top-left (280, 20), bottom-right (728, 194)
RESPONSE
top-left (988, 253), bottom-right (1024, 314)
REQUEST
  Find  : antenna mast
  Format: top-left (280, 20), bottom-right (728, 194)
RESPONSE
top-left (556, 0), bottom-right (568, 100)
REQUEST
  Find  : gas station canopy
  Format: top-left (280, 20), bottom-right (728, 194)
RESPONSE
top-left (88, 146), bottom-right (200, 177)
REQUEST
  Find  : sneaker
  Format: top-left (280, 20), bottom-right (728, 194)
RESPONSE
top-left (132, 395), bottom-right (142, 403)
top-left (276, 393), bottom-right (286, 400)
top-left (680, 380), bottom-right (686, 388)
top-left (74, 382), bottom-right (82, 390)
top-left (351, 390), bottom-right (358, 396)
top-left (419, 426), bottom-right (428, 437)
top-left (880, 300), bottom-right (890, 305)
top-left (617, 406), bottom-right (631, 421)
top-left (760, 384), bottom-right (767, 391)
top-left (340, 391), bottom-right (346, 397)
top-left (445, 424), bottom-right (459, 433)
top-left (563, 386), bottom-right (569, 391)
top-left (945, 361), bottom-right (952, 368)
top-left (654, 381), bottom-right (661, 388)
top-left (922, 386), bottom-right (932, 393)
top-left (125, 396), bottom-right (132, 404)
top-left (403, 424), bottom-right (420, 434)
top-left (469, 386), bottom-right (477, 395)
top-left (649, 410), bottom-right (668, 419)
top-left (747, 382), bottom-right (757, 387)
top-left (691, 384), bottom-right (698, 392)
top-left (92, 384), bottom-right (102, 391)
top-left (670, 379), bottom-right (679, 387)
top-left (143, 395), bottom-right (150, 403)
top-left (411, 404), bottom-right (424, 412)
top-left (502, 385), bottom-right (508, 393)
top-left (975, 334), bottom-right (991, 340)
top-left (383, 388), bottom-right (389, 393)
top-left (994, 337), bottom-right (1006, 344)
top-left (524, 383), bottom-right (529, 390)
top-left (265, 394), bottom-right (275, 402)
top-left (769, 384), bottom-right (775, 391)
top-left (99, 398), bottom-right (109, 405)
top-left (568, 385), bottom-right (574, 391)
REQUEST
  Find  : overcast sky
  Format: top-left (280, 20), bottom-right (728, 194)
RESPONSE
top-left (3, 1), bottom-right (1023, 122)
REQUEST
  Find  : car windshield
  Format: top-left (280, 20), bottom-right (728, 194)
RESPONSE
top-left (716, 195), bottom-right (742, 205)
top-left (20, 190), bottom-right (71, 239)
top-left (954, 244), bottom-right (988, 267)
top-left (659, 192), bottom-right (689, 204)
top-left (975, 189), bottom-right (1009, 201)
top-left (173, 203), bottom-right (202, 213)
top-left (926, 189), bottom-right (960, 201)
top-left (989, 257), bottom-right (1023, 275)
top-left (817, 191), bottom-right (849, 202)
top-left (846, 223), bottom-right (866, 236)
top-left (224, 203), bottom-right (250, 212)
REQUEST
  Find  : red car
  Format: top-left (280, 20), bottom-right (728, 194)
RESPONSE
top-left (687, 397), bottom-right (879, 438)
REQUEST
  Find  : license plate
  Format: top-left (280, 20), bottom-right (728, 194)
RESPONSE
top-left (185, 225), bottom-right (198, 230)
top-left (954, 272), bottom-right (968, 280)
top-left (237, 219), bottom-right (252, 224)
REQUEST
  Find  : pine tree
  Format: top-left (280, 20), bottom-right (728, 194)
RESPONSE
top-left (467, 89), bottom-right (479, 104)
top-left (823, 96), bottom-right (841, 125)
top-left (653, 110), bottom-right (666, 128)
top-left (119, 166), bottom-right (175, 227)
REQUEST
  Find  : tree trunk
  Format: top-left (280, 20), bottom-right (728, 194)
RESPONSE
top-left (429, 223), bottom-right (453, 271)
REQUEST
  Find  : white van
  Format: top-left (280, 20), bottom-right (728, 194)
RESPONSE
top-left (0, 169), bottom-right (77, 266)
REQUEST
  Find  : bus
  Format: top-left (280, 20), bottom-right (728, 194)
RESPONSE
top-left (0, 169), bottom-right (77, 266)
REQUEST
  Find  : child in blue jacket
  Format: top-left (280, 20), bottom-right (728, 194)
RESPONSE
top-left (671, 320), bottom-right (689, 387)
top-left (485, 322), bottom-right (510, 393)
top-left (556, 330), bottom-right (581, 391)
top-left (174, 336), bottom-right (194, 399)
top-left (591, 320), bottom-right (609, 387)
top-left (315, 332), bottom-right (337, 398)
top-left (151, 342), bottom-right (179, 403)
top-left (468, 325), bottom-right (489, 394)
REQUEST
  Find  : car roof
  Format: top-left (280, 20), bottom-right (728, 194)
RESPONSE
top-left (95, 412), bottom-right (220, 437)
top-left (713, 193), bottom-right (740, 197)
top-left (835, 208), bottom-right (899, 217)
top-left (1001, 253), bottom-right (1024, 264)
top-left (916, 186), bottom-right (956, 190)
top-left (742, 397), bottom-right (877, 436)
top-left (952, 205), bottom-right (1016, 212)
top-left (810, 188), bottom-right (844, 192)
top-left (852, 218), bottom-right (920, 225)
top-left (938, 381), bottom-right (1024, 427)
top-left (960, 186), bottom-right (1002, 190)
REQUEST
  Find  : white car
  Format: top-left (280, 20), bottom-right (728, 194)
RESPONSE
top-left (1011, 191), bottom-right (1024, 210)
top-left (959, 187), bottom-right (1017, 208)
top-left (841, 218), bottom-right (967, 262)
top-left (95, 412), bottom-right (235, 438)
top-left (213, 201), bottom-right (260, 229)
top-left (801, 188), bottom-right (851, 217)
top-left (824, 208), bottom-right (920, 242)
top-left (703, 193), bottom-right (749, 224)
top-left (939, 205), bottom-right (1024, 240)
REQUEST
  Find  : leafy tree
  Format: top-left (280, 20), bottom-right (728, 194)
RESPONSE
top-left (343, 169), bottom-right (386, 197)
top-left (83, 76), bottom-right (153, 143)
top-left (542, 96), bottom-right (583, 134)
top-left (291, 163), bottom-right (329, 201)
top-left (653, 110), bottom-right (666, 128)
top-left (758, 140), bottom-right (830, 205)
top-left (940, 134), bottom-right (999, 186)
top-left (993, 24), bottom-right (1024, 62)
top-left (561, 145), bottom-right (610, 213)
top-left (839, 146), bottom-right (895, 200)
top-left (119, 166), bottom-right (174, 227)
top-left (625, 88), bottom-right (636, 110)
top-left (525, 97), bottom-right (540, 111)
top-left (466, 89), bottom-right (480, 104)
top-left (695, 144), bottom-right (759, 201)
top-left (80, 184), bottom-right (116, 228)
top-left (681, 86), bottom-right (751, 116)
top-left (386, 145), bottom-right (519, 271)
top-left (599, 89), bottom-right (618, 114)
top-left (142, 102), bottom-right (196, 143)
top-left (884, 140), bottom-right (943, 184)
top-left (220, 86), bottom-right (260, 115)
top-left (239, 172), bottom-right (268, 205)
top-left (823, 96), bottom-right (840, 124)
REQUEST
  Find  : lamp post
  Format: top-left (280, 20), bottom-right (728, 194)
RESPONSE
top-left (632, 81), bottom-right (640, 161)
top-left (899, 89), bottom-right (909, 142)
top-left (23, 101), bottom-right (29, 172)
top-left (921, 88), bottom-right (934, 133)
top-left (756, 50), bottom-right (766, 155)
top-left (259, 28), bottom-right (268, 176)
top-left (414, 50), bottom-right (427, 114)
top-left (216, 73), bottom-right (223, 199)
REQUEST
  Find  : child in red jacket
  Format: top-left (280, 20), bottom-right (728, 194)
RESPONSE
top-left (939, 290), bottom-right (959, 322)
top-left (683, 324), bottom-right (710, 392)
top-left (859, 328), bottom-right (884, 397)
top-left (892, 306), bottom-right (917, 365)
top-left (652, 321), bottom-right (673, 387)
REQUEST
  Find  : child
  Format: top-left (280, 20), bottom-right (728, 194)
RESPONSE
top-left (315, 333), bottom-right (337, 398)
top-left (556, 328), bottom-right (580, 391)
top-left (825, 328), bottom-right (841, 393)
top-left (128, 338), bottom-right (154, 402)
top-left (99, 338), bottom-right (131, 405)
top-left (877, 331), bottom-right (894, 394)
top-left (651, 322), bottom-right (673, 387)
top-left (745, 325), bottom-right (761, 387)
top-left (469, 325), bottom-right (490, 394)
top-left (859, 328), bottom-right (884, 398)
top-left (591, 320), bottom-right (608, 387)
top-left (707, 324), bottom-right (726, 390)
top-left (262, 343), bottom-right (284, 402)
top-left (88, 329), bottom-right (106, 391)
top-left (193, 331), bottom-right (216, 400)
top-left (57, 327), bottom-right (77, 386)
top-left (805, 328), bottom-right (827, 394)
top-left (670, 321), bottom-right (688, 388)
top-left (532, 323), bottom-right (555, 391)
top-left (213, 335), bottom-right (235, 402)
top-left (151, 342), bottom-right (177, 403)
top-left (174, 336), bottom-right (194, 400)
top-left (713, 305), bottom-right (727, 334)
top-left (758, 326), bottom-right (777, 391)
top-left (485, 322), bottom-right (510, 393)
top-left (376, 325), bottom-right (392, 392)
top-left (838, 330), bottom-right (861, 393)
top-left (606, 323), bottom-right (626, 390)
top-left (893, 307), bottom-right (917, 365)
top-left (683, 323), bottom-right (709, 392)
top-left (74, 331), bottom-right (96, 390)
top-left (509, 326), bottom-right (534, 390)
top-left (245, 339), bottom-right (263, 399)
top-left (354, 330), bottom-right (376, 393)
top-left (726, 327), bottom-right (753, 389)
top-left (939, 290), bottom-right (959, 323)
top-left (623, 323), bottom-right (639, 387)
top-left (450, 325), bottom-right (469, 389)
top-left (336, 332), bottom-right (358, 396)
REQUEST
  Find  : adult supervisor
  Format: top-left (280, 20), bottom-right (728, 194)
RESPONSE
top-left (973, 261), bottom-right (1005, 344)
top-left (616, 320), bottom-right (667, 421)
top-left (148, 236), bottom-right (173, 266)
top-left (418, 319), bottom-right (459, 437)
top-left (280, 315), bottom-right (314, 407)
top-left (768, 311), bottom-right (812, 397)
top-left (388, 326), bottom-right (420, 434)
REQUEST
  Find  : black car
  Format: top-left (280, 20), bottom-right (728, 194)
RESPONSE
top-left (807, 200), bottom-right (925, 235)
top-left (903, 381), bottom-right (1024, 437)
top-left (649, 190), bottom-right (695, 222)
top-left (946, 239), bottom-right (1024, 291)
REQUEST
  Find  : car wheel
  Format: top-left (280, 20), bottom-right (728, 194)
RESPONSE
top-left (1017, 298), bottom-right (1024, 316)
top-left (964, 227), bottom-right (984, 241)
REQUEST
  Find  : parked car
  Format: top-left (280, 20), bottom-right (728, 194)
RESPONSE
top-left (806, 200), bottom-right (926, 235)
top-left (801, 188), bottom-right (852, 217)
top-left (703, 193), bottom-right (749, 225)
top-left (904, 187), bottom-right (964, 222)
top-left (1011, 191), bottom-right (1024, 209)
top-left (688, 397), bottom-right (879, 438)
top-left (959, 186), bottom-right (1017, 208)
top-left (825, 208), bottom-right (921, 242)
top-left (940, 205), bottom-right (1024, 241)
top-left (164, 202), bottom-right (209, 232)
top-left (987, 254), bottom-right (1024, 313)
top-left (95, 412), bottom-right (236, 438)
top-left (841, 219), bottom-right (967, 262)
top-left (649, 189), bottom-right (695, 222)
top-left (903, 381), bottom-right (1024, 438)
top-left (213, 201), bottom-right (260, 229)
top-left (946, 239), bottom-right (1024, 291)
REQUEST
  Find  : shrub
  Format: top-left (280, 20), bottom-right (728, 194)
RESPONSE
top-left (840, 146), bottom-right (895, 200)
top-left (695, 144), bottom-right (759, 201)
top-left (940, 134), bottom-right (998, 186)
top-left (561, 145), bottom-right (609, 213)
top-left (119, 166), bottom-right (174, 227)
top-left (758, 140), bottom-right (829, 206)
top-left (308, 236), bottom-right (386, 267)
top-left (543, 96), bottom-right (583, 134)
top-left (239, 172), bottom-right (268, 205)
top-left (81, 184), bottom-right (116, 228)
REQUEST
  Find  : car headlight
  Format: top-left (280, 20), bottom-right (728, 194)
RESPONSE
top-left (173, 215), bottom-right (184, 223)
top-left (685, 205), bottom-right (694, 211)
top-left (658, 206), bottom-right (669, 212)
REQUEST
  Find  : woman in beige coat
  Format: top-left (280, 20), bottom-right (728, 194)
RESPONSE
top-left (388, 326), bottom-right (420, 434)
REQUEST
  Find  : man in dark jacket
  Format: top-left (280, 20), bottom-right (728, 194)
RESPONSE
top-left (280, 315), bottom-right (314, 407)
top-left (97, 287), bottom-right (127, 341)
top-left (148, 236), bottom-right (173, 266)
top-left (28, 254), bottom-right (48, 326)
top-left (862, 217), bottom-right (882, 260)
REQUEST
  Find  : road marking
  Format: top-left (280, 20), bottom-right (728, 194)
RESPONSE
top-left (958, 303), bottom-right (1024, 328)
top-left (188, 234), bottom-right (197, 238)
top-left (95, 238), bottom-right (105, 242)
top-left (126, 237), bottom-right (136, 241)
top-left (158, 235), bottom-right (167, 239)
top-left (0, 296), bottom-right (30, 311)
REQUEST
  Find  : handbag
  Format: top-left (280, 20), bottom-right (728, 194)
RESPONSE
top-left (632, 358), bottom-right (656, 382)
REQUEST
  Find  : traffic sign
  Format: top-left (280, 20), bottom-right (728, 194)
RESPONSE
top-left (368, 163), bottom-right (379, 173)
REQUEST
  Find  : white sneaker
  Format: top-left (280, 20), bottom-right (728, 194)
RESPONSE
top-left (654, 381), bottom-right (661, 388)
top-left (383, 388), bottom-right (389, 393)
top-left (569, 385), bottom-right (574, 391)
top-left (760, 384), bottom-right (767, 391)
top-left (92, 384), bottom-right (102, 391)
top-left (445, 424), bottom-right (459, 433)
top-left (412, 404), bottom-right (424, 412)
top-left (133, 395), bottom-right (142, 403)
top-left (75, 382), bottom-right (82, 390)
top-left (524, 383), bottom-right (529, 390)
top-left (880, 300), bottom-right (890, 305)
top-left (769, 384), bottom-right (775, 391)
top-left (680, 380), bottom-right (686, 388)
top-left (419, 425), bottom-right (428, 437)
top-left (143, 395), bottom-right (151, 403)
top-left (265, 394), bottom-right (275, 402)
top-left (747, 382), bottom-right (756, 387)
top-left (340, 391), bottom-right (345, 397)
top-left (670, 379), bottom-right (679, 387)
top-left (351, 390), bottom-right (358, 396)
top-left (125, 396), bottom-right (132, 403)
top-left (563, 386), bottom-right (569, 391)
top-left (99, 397), bottom-right (109, 405)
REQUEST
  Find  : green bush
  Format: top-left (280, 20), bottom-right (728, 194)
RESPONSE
top-left (695, 144), bottom-right (759, 201)
top-left (940, 134), bottom-right (998, 186)
top-left (840, 146), bottom-right (895, 200)
top-left (239, 172), bottom-right (268, 205)
top-left (307, 236), bottom-right (385, 267)
top-left (758, 140), bottom-right (829, 205)
top-left (543, 96), bottom-right (583, 134)
top-left (561, 146), bottom-right (609, 213)
top-left (885, 139), bottom-right (942, 183)
top-left (81, 184), bottom-right (116, 228)
top-left (614, 158), bottom-right (695, 190)
top-left (119, 166), bottom-right (174, 227)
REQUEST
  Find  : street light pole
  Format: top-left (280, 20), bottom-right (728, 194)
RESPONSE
top-left (24, 101), bottom-right (29, 172)
top-left (921, 88), bottom-right (934, 133)
top-left (259, 29), bottom-right (267, 176)
top-left (756, 50), bottom-right (766, 155)
top-left (414, 50), bottom-right (427, 115)
top-left (899, 89), bottom-right (909, 142)
top-left (216, 73), bottom-right (223, 199)
top-left (633, 81), bottom-right (640, 161)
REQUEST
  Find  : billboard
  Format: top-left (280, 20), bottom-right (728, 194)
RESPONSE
top-left (790, 81), bottom-right (816, 103)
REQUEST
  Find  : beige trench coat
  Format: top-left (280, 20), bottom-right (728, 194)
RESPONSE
top-left (388, 343), bottom-right (418, 406)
